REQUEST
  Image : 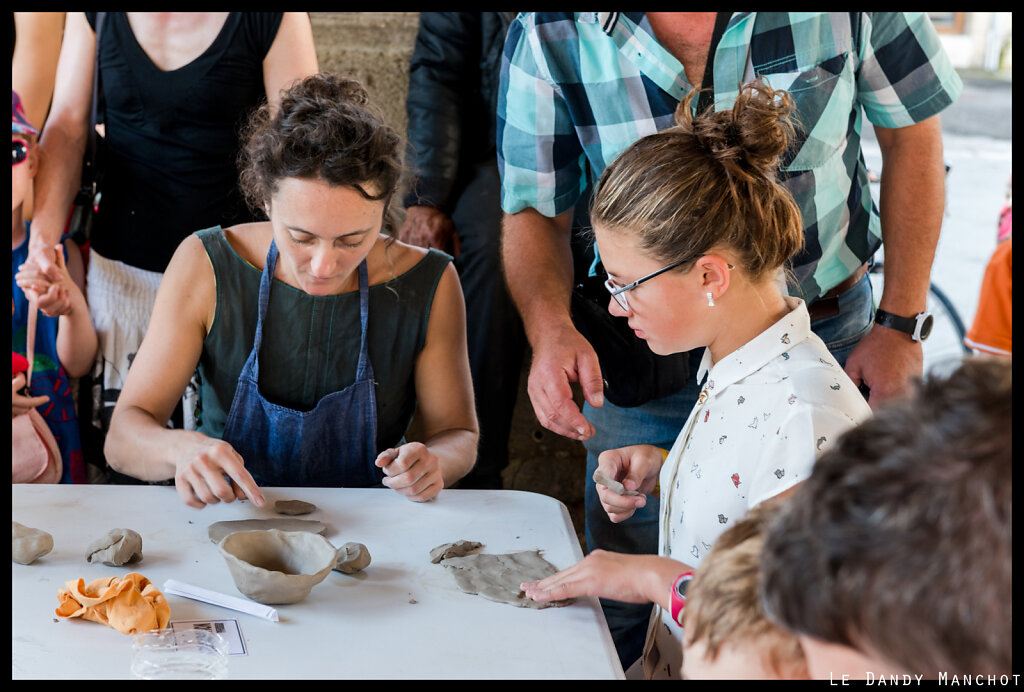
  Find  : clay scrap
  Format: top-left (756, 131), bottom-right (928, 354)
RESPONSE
top-left (333, 542), bottom-right (371, 574)
top-left (275, 499), bottom-right (316, 516)
top-left (592, 469), bottom-right (640, 496)
top-left (440, 550), bottom-right (575, 609)
top-left (12, 521), bottom-right (54, 565)
top-left (208, 518), bottom-right (326, 544)
top-left (86, 528), bottom-right (143, 566)
top-left (429, 539), bottom-right (482, 564)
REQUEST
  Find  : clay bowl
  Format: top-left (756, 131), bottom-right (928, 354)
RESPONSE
top-left (218, 529), bottom-right (338, 605)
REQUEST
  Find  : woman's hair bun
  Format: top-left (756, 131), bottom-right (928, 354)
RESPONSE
top-left (674, 79), bottom-right (797, 179)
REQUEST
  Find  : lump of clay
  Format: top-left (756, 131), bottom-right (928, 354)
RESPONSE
top-left (441, 550), bottom-right (575, 609)
top-left (86, 528), bottom-right (143, 566)
top-left (218, 529), bottom-right (337, 605)
top-left (12, 521), bottom-right (54, 565)
top-left (275, 499), bottom-right (317, 516)
top-left (333, 542), bottom-right (371, 574)
top-left (208, 518), bottom-right (326, 544)
top-left (429, 540), bottom-right (483, 564)
top-left (592, 469), bottom-right (640, 497)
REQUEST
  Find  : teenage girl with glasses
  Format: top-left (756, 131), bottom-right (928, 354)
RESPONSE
top-left (521, 79), bottom-right (873, 679)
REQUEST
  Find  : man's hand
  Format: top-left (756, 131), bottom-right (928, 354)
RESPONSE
top-left (844, 324), bottom-right (923, 407)
top-left (527, 322), bottom-right (605, 441)
top-left (397, 205), bottom-right (460, 256)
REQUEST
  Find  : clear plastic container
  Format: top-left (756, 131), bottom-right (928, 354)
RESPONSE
top-left (131, 628), bottom-right (229, 680)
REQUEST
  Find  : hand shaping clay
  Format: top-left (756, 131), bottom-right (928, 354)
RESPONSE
top-left (441, 550), bottom-right (575, 609)
top-left (208, 518), bottom-right (326, 544)
top-left (592, 469), bottom-right (640, 496)
top-left (275, 499), bottom-right (317, 516)
top-left (12, 521), bottom-right (54, 565)
top-left (333, 542), bottom-right (371, 574)
top-left (429, 540), bottom-right (483, 564)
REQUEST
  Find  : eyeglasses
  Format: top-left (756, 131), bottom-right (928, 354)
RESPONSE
top-left (604, 259), bottom-right (688, 311)
top-left (604, 258), bottom-right (735, 311)
top-left (12, 139), bottom-right (29, 166)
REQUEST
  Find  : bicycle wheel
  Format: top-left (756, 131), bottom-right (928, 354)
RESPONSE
top-left (867, 263), bottom-right (969, 378)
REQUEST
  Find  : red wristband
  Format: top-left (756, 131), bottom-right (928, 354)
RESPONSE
top-left (670, 572), bottom-right (694, 626)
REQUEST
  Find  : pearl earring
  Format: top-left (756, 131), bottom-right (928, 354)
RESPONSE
top-left (707, 292), bottom-right (715, 307)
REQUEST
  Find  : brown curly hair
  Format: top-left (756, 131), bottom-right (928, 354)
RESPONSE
top-left (238, 73), bottom-right (404, 235)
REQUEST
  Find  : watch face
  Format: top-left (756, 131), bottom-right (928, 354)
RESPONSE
top-left (918, 313), bottom-right (934, 341)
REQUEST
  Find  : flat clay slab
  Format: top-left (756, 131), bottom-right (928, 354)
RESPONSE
top-left (592, 469), bottom-right (640, 496)
top-left (429, 540), bottom-right (483, 564)
top-left (275, 500), bottom-right (317, 516)
top-left (441, 550), bottom-right (575, 609)
top-left (208, 519), bottom-right (326, 544)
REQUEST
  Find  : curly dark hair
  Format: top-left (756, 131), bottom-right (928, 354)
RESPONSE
top-left (238, 73), bottom-right (404, 234)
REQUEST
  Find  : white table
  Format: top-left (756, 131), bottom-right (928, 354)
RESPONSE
top-left (12, 484), bottom-right (623, 679)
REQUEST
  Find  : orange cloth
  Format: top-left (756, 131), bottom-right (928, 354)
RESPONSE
top-left (965, 239), bottom-right (1012, 356)
top-left (55, 572), bottom-right (171, 635)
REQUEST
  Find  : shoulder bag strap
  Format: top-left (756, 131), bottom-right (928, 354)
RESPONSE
top-left (83, 12), bottom-right (105, 202)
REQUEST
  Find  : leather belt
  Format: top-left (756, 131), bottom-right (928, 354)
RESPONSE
top-left (807, 262), bottom-right (868, 323)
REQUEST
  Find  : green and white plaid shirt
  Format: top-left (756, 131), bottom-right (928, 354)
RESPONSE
top-left (497, 12), bottom-right (963, 300)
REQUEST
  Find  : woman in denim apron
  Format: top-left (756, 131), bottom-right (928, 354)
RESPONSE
top-left (104, 74), bottom-right (478, 508)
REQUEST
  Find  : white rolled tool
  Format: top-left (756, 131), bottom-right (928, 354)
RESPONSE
top-left (163, 579), bottom-right (279, 622)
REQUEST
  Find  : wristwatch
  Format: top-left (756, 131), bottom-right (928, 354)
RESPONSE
top-left (873, 309), bottom-right (933, 342)
top-left (670, 572), bottom-right (694, 626)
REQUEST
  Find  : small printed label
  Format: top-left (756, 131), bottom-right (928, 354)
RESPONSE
top-left (171, 619), bottom-right (247, 656)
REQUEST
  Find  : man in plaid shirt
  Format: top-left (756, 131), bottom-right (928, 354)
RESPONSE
top-left (497, 12), bottom-right (961, 669)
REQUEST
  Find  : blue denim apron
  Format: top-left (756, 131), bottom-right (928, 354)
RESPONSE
top-left (220, 240), bottom-right (381, 487)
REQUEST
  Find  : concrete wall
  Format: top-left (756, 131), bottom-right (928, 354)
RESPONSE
top-left (310, 12), bottom-right (419, 138)
top-left (310, 12), bottom-right (589, 550)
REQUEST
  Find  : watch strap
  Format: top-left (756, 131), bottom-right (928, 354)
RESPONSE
top-left (873, 309), bottom-right (917, 335)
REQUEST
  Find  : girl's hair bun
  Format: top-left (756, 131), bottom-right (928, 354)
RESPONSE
top-left (675, 78), bottom-right (797, 181)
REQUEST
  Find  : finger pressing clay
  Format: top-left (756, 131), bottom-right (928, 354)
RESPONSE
top-left (86, 528), bottom-right (144, 566)
top-left (429, 540), bottom-right (483, 564)
top-left (592, 469), bottom-right (640, 496)
top-left (12, 521), bottom-right (54, 565)
top-left (275, 499), bottom-right (317, 516)
top-left (334, 542), bottom-right (371, 574)
top-left (441, 550), bottom-right (575, 609)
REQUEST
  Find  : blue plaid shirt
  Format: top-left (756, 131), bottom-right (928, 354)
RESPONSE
top-left (497, 12), bottom-right (963, 300)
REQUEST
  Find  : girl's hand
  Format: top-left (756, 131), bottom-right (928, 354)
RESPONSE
top-left (12, 373), bottom-right (49, 417)
top-left (16, 244), bottom-right (74, 317)
top-left (375, 442), bottom-right (443, 502)
top-left (521, 550), bottom-right (653, 604)
top-left (595, 445), bottom-right (665, 523)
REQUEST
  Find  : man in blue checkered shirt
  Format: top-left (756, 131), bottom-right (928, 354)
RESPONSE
top-left (497, 12), bottom-right (961, 670)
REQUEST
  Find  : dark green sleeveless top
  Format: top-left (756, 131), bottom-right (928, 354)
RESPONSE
top-left (194, 227), bottom-right (452, 452)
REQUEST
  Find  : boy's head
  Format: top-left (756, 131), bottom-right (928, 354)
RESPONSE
top-left (13, 90), bottom-right (39, 212)
top-left (681, 497), bottom-right (808, 680)
top-left (759, 358), bottom-right (1012, 678)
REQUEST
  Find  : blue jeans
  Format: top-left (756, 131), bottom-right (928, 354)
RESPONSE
top-left (583, 272), bottom-right (874, 668)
